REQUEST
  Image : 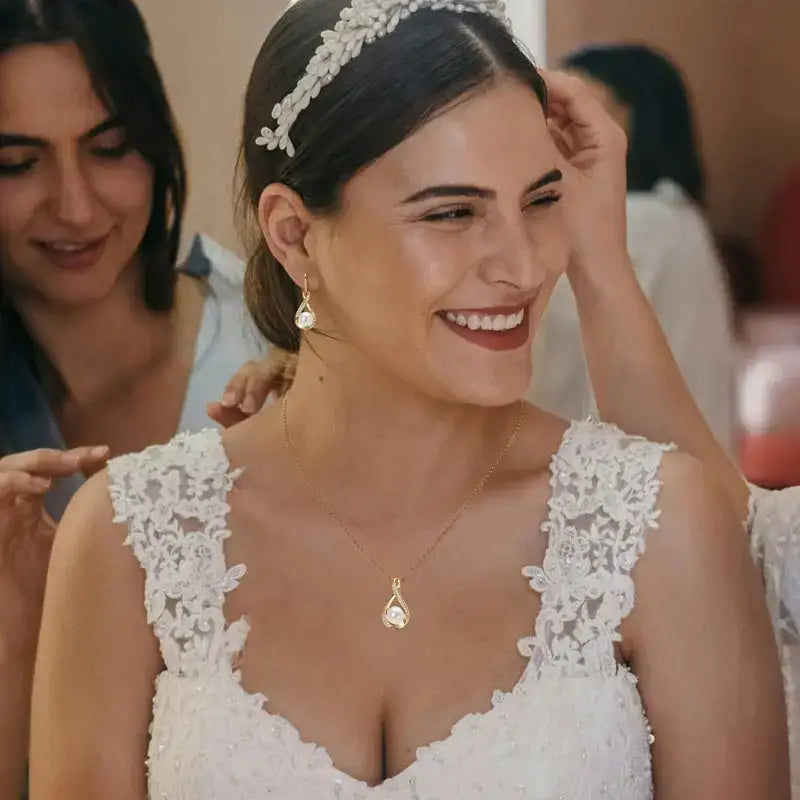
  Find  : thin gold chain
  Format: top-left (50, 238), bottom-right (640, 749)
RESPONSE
top-left (281, 395), bottom-right (526, 582)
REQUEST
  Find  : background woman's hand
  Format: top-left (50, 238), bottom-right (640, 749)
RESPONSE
top-left (0, 446), bottom-right (108, 660)
top-left (542, 69), bottom-right (631, 282)
top-left (208, 348), bottom-right (298, 427)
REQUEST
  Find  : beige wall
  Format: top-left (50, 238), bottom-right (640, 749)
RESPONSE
top-left (547, 0), bottom-right (800, 248)
top-left (137, 0), bottom-right (285, 256)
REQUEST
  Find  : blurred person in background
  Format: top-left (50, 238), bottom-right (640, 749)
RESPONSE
top-left (531, 43), bottom-right (736, 452)
top-left (0, 0), bottom-right (264, 795)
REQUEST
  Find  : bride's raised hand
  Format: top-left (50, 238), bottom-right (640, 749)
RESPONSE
top-left (542, 69), bottom-right (631, 284)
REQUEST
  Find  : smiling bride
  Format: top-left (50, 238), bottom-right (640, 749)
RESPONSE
top-left (29, 0), bottom-right (788, 797)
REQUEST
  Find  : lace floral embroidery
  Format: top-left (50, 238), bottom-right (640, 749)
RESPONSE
top-left (108, 429), bottom-right (247, 676)
top-left (106, 421), bottom-right (668, 799)
top-left (748, 484), bottom-right (800, 795)
top-left (518, 420), bottom-right (674, 680)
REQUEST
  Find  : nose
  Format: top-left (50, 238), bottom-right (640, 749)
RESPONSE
top-left (481, 212), bottom-right (548, 289)
top-left (49, 157), bottom-right (94, 228)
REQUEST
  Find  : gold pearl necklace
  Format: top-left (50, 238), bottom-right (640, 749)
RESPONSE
top-left (281, 395), bottom-right (525, 630)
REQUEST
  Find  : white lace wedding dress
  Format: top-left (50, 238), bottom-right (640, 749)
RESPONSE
top-left (749, 484), bottom-right (800, 797)
top-left (107, 419), bottom-right (672, 799)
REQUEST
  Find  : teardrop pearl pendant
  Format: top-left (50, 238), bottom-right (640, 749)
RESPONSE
top-left (294, 274), bottom-right (316, 331)
top-left (382, 578), bottom-right (411, 630)
top-left (294, 299), bottom-right (316, 331)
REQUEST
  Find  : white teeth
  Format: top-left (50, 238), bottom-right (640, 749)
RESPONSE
top-left (47, 242), bottom-right (91, 252)
top-left (444, 309), bottom-right (526, 332)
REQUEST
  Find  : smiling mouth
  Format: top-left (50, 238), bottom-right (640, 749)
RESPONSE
top-left (36, 235), bottom-right (108, 252)
top-left (437, 305), bottom-right (531, 352)
top-left (33, 233), bottom-right (111, 270)
top-left (442, 308), bottom-right (525, 332)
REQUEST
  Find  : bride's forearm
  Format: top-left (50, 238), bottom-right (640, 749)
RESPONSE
top-left (570, 259), bottom-right (749, 517)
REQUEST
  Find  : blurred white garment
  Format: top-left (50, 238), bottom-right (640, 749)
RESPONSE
top-left (530, 179), bottom-right (735, 452)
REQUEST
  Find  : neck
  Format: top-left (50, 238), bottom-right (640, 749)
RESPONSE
top-left (282, 338), bottom-right (521, 525)
top-left (12, 263), bottom-right (178, 407)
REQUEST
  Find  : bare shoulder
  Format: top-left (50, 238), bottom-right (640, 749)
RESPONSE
top-left (656, 449), bottom-right (738, 538)
top-left (42, 466), bottom-right (150, 653)
top-left (50, 467), bottom-right (132, 574)
top-left (638, 450), bottom-right (743, 583)
top-left (626, 449), bottom-right (751, 641)
top-left (31, 469), bottom-right (159, 797)
top-left (622, 449), bottom-right (789, 798)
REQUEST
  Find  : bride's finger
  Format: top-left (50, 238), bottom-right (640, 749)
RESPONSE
top-left (541, 69), bottom-right (602, 117)
top-left (547, 119), bottom-right (574, 161)
top-left (546, 100), bottom-right (590, 142)
top-left (540, 69), bottom-right (624, 149)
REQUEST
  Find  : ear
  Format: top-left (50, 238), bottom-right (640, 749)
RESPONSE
top-left (257, 184), bottom-right (319, 291)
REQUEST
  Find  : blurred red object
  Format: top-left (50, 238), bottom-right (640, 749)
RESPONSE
top-left (737, 312), bottom-right (800, 488)
top-left (762, 165), bottom-right (800, 309)
top-left (740, 433), bottom-right (800, 488)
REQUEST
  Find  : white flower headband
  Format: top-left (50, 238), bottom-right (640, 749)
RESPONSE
top-left (255, 0), bottom-right (511, 157)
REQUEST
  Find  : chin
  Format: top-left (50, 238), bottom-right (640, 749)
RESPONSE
top-left (442, 370), bottom-right (532, 408)
top-left (425, 318), bottom-right (536, 406)
top-left (34, 270), bottom-right (122, 309)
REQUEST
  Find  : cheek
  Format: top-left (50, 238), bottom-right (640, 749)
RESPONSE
top-left (355, 234), bottom-right (463, 342)
top-left (93, 154), bottom-right (154, 228)
top-left (0, 183), bottom-right (42, 287)
top-left (372, 233), bottom-right (466, 323)
top-left (0, 180), bottom-right (41, 241)
top-left (327, 214), bottom-right (461, 322)
top-left (532, 212), bottom-right (570, 278)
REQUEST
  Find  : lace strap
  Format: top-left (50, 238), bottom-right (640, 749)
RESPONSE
top-left (520, 420), bottom-right (675, 678)
top-left (107, 429), bottom-right (248, 676)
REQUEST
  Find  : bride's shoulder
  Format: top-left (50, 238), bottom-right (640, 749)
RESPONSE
top-left (527, 411), bottom-right (739, 544)
top-left (45, 466), bottom-right (153, 627)
top-left (108, 427), bottom-right (227, 478)
top-left (657, 449), bottom-right (735, 527)
top-left (628, 449), bottom-right (757, 627)
top-left (588, 424), bottom-right (739, 545)
top-left (55, 428), bottom-right (235, 552)
top-left (519, 410), bottom-right (674, 468)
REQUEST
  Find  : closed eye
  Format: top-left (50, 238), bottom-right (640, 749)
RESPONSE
top-left (528, 192), bottom-right (562, 208)
top-left (91, 141), bottom-right (133, 160)
top-left (422, 207), bottom-right (473, 223)
top-left (0, 158), bottom-right (37, 177)
top-left (422, 193), bottom-right (561, 223)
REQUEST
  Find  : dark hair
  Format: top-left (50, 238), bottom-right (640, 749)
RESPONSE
top-left (0, 0), bottom-right (187, 313)
top-left (562, 44), bottom-right (705, 204)
top-left (239, 0), bottom-right (546, 352)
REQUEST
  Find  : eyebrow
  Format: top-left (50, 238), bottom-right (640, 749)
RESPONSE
top-left (0, 116), bottom-right (123, 149)
top-left (401, 168), bottom-right (563, 204)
